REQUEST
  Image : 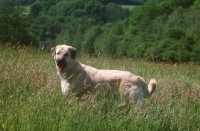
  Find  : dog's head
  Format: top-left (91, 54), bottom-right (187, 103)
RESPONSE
top-left (51, 45), bottom-right (76, 71)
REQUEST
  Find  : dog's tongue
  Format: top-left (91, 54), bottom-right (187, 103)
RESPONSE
top-left (57, 65), bottom-right (62, 71)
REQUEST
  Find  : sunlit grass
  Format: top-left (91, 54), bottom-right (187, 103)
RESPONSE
top-left (0, 44), bottom-right (200, 130)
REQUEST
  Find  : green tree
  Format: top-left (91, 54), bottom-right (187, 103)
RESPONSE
top-left (0, 0), bottom-right (36, 45)
top-left (29, 2), bottom-right (42, 18)
top-left (85, 0), bottom-right (106, 24)
top-left (105, 3), bottom-right (130, 23)
top-left (192, 0), bottom-right (200, 9)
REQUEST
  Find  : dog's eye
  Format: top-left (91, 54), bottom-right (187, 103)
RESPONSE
top-left (64, 53), bottom-right (68, 57)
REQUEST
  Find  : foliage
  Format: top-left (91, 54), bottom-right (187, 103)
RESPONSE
top-left (105, 3), bottom-right (130, 22)
top-left (1, 0), bottom-right (200, 62)
top-left (0, 0), bottom-right (36, 45)
top-left (27, 0), bottom-right (130, 53)
top-left (15, 0), bottom-right (35, 5)
top-left (116, 0), bottom-right (200, 62)
top-left (99, 0), bottom-right (149, 5)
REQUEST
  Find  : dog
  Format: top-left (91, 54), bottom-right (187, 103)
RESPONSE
top-left (51, 45), bottom-right (157, 105)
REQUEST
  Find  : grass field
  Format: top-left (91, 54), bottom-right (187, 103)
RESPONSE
top-left (0, 44), bottom-right (200, 131)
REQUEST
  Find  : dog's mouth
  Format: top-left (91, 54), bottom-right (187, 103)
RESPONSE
top-left (56, 59), bottom-right (67, 71)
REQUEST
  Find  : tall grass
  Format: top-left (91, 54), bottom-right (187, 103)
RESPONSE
top-left (0, 44), bottom-right (200, 130)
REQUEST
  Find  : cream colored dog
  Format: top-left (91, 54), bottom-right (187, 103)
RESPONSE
top-left (51, 45), bottom-right (157, 105)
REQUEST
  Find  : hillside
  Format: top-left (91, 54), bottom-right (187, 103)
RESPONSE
top-left (0, 0), bottom-right (200, 62)
top-left (0, 0), bottom-right (148, 5)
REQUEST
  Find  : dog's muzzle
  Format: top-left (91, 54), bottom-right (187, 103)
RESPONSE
top-left (56, 58), bottom-right (67, 71)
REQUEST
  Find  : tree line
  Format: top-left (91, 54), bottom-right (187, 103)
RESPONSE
top-left (99, 0), bottom-right (148, 5)
top-left (0, 0), bottom-right (200, 62)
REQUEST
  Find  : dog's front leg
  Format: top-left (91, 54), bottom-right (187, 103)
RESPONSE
top-left (61, 80), bottom-right (70, 95)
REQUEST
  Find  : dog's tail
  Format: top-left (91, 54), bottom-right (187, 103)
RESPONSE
top-left (148, 79), bottom-right (157, 96)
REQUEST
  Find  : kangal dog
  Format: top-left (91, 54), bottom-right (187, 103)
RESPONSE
top-left (51, 45), bottom-right (157, 105)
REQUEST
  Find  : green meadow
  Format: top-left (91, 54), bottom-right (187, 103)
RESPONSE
top-left (0, 44), bottom-right (200, 131)
top-left (121, 5), bottom-right (139, 10)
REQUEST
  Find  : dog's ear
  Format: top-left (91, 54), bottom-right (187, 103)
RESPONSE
top-left (51, 47), bottom-right (56, 56)
top-left (69, 47), bottom-right (76, 59)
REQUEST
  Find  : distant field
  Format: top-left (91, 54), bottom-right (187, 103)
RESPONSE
top-left (121, 5), bottom-right (139, 10)
top-left (21, 6), bottom-right (30, 15)
top-left (0, 44), bottom-right (200, 130)
top-left (24, 6), bottom-right (30, 14)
